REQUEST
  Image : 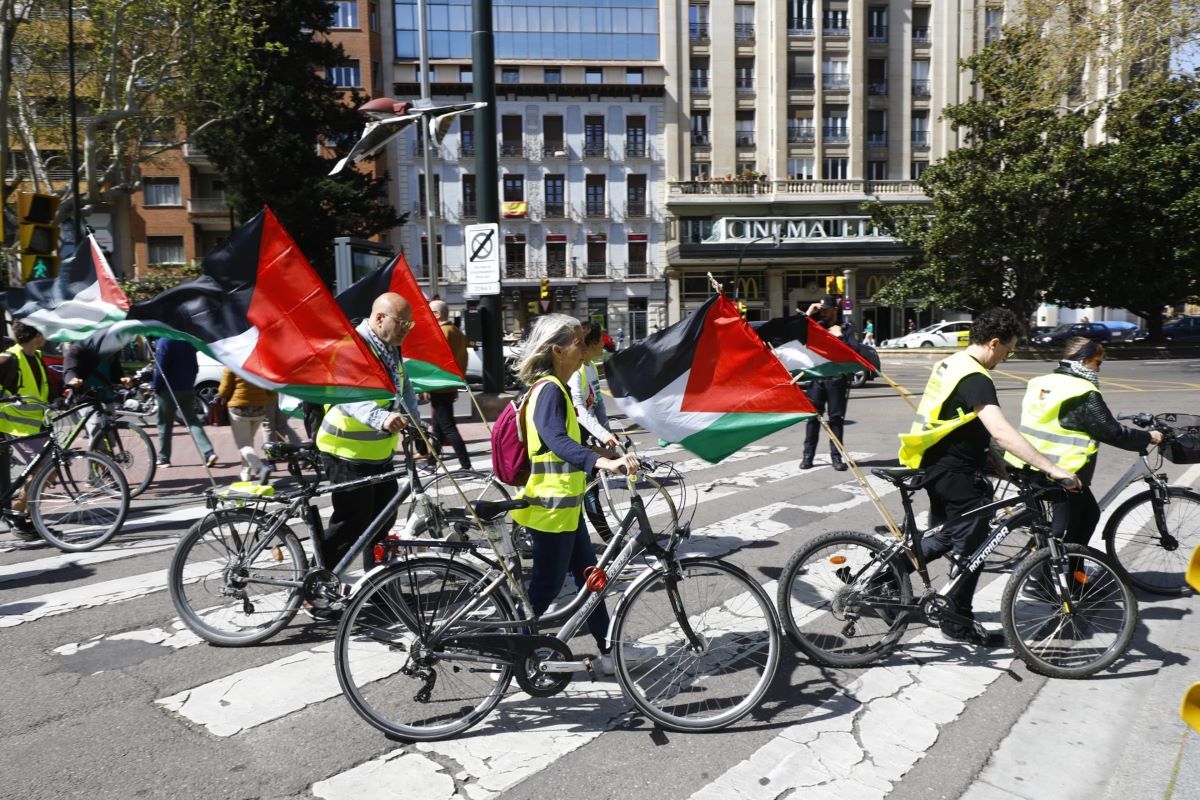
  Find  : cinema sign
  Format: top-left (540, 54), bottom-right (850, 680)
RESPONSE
top-left (707, 216), bottom-right (899, 244)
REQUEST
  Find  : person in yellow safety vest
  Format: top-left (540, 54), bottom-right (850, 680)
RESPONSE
top-left (898, 308), bottom-right (1081, 647)
top-left (512, 314), bottom-right (640, 676)
top-left (1005, 338), bottom-right (1161, 547)
top-left (0, 321), bottom-right (49, 539)
top-left (313, 293), bottom-right (424, 614)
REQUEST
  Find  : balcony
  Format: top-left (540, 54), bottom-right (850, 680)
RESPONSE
top-left (788, 127), bottom-right (816, 144)
top-left (788, 21), bottom-right (815, 37)
top-left (868, 26), bottom-right (888, 43)
top-left (585, 261), bottom-right (607, 279)
top-left (627, 261), bottom-right (650, 278)
top-left (543, 202), bottom-right (565, 218)
top-left (823, 74), bottom-right (850, 91)
top-left (735, 77), bottom-right (755, 93)
top-left (187, 196), bottom-right (229, 214)
top-left (692, 132), bottom-right (711, 147)
top-left (788, 74), bottom-right (815, 91)
top-left (667, 178), bottom-right (926, 199)
top-left (868, 132), bottom-right (888, 148)
top-left (822, 126), bottom-right (849, 144)
top-left (735, 131), bottom-right (756, 147)
top-left (499, 141), bottom-right (524, 157)
top-left (912, 27), bottom-right (931, 45)
top-left (912, 79), bottom-right (931, 98)
top-left (625, 140), bottom-right (648, 159)
top-left (504, 261), bottom-right (527, 279)
top-left (583, 141), bottom-right (606, 158)
top-left (462, 200), bottom-right (477, 219)
top-left (690, 80), bottom-right (710, 95)
top-left (689, 23), bottom-right (709, 41)
top-left (868, 81), bottom-right (888, 96)
top-left (912, 131), bottom-right (930, 148)
top-left (546, 261), bottom-right (568, 278)
top-left (461, 139), bottom-right (476, 157)
top-left (584, 203), bottom-right (607, 218)
top-left (542, 141), bottom-right (567, 159)
top-left (626, 201), bottom-right (647, 218)
top-left (735, 23), bottom-right (754, 41)
top-left (182, 143), bottom-right (211, 166)
top-left (823, 25), bottom-right (850, 37)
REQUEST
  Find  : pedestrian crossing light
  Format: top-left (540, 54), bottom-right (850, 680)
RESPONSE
top-left (17, 192), bottom-right (60, 283)
top-left (825, 275), bottom-right (845, 296)
top-left (540, 278), bottom-right (550, 300)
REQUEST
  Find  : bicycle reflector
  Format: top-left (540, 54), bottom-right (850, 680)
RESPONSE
top-left (830, 555), bottom-right (847, 565)
top-left (583, 565), bottom-right (608, 592)
top-left (1187, 542), bottom-right (1200, 593)
top-left (1073, 570), bottom-right (1089, 585)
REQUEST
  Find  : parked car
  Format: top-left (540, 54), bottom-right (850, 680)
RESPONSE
top-left (1164, 315), bottom-right (1200, 342)
top-left (1030, 322), bottom-right (1111, 347)
top-left (1097, 320), bottom-right (1140, 342)
top-left (879, 320), bottom-right (972, 348)
top-left (465, 344), bottom-right (521, 389)
top-left (849, 342), bottom-right (881, 388)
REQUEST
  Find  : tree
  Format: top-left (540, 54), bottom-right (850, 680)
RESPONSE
top-left (865, 27), bottom-right (1101, 325)
top-left (180, 0), bottom-right (403, 282)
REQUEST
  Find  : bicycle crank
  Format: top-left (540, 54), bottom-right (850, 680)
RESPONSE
top-left (515, 638), bottom-right (574, 697)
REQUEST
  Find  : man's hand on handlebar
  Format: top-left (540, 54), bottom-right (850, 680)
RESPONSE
top-left (381, 412), bottom-right (408, 433)
top-left (1048, 467), bottom-right (1082, 492)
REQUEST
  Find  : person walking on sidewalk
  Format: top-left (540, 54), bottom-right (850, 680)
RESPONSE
top-left (800, 296), bottom-right (853, 471)
top-left (427, 300), bottom-right (472, 470)
top-left (0, 322), bottom-right (48, 538)
top-left (151, 338), bottom-right (216, 468)
top-left (217, 369), bottom-right (275, 481)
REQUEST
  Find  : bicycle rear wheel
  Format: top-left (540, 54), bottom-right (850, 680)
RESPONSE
top-left (168, 508), bottom-right (307, 645)
top-left (90, 421), bottom-right (156, 498)
top-left (28, 450), bottom-right (130, 552)
top-left (776, 530), bottom-right (913, 668)
top-left (1103, 487), bottom-right (1200, 595)
top-left (336, 557), bottom-right (516, 741)
top-left (1003, 544), bottom-right (1137, 678)
top-left (611, 557), bottom-right (780, 731)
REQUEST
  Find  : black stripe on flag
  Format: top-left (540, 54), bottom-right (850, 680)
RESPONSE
top-left (753, 315), bottom-right (811, 349)
top-left (605, 294), bottom-right (716, 402)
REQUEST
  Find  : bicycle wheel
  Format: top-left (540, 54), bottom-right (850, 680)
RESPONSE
top-left (777, 530), bottom-right (913, 668)
top-left (27, 450), bottom-right (130, 552)
top-left (415, 469), bottom-right (512, 537)
top-left (89, 421), bottom-right (156, 498)
top-left (1103, 487), bottom-right (1200, 595)
top-left (1003, 544), bottom-right (1137, 678)
top-left (586, 473), bottom-right (679, 542)
top-left (168, 508), bottom-right (308, 646)
top-left (335, 556), bottom-right (516, 741)
top-left (611, 557), bottom-right (780, 731)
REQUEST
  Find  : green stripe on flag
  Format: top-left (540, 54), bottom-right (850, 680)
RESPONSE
top-left (679, 411), bottom-right (813, 463)
top-left (405, 360), bottom-right (466, 392)
top-left (791, 362), bottom-right (868, 380)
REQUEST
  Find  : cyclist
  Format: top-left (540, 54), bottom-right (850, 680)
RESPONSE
top-left (512, 314), bottom-right (639, 675)
top-left (570, 321), bottom-right (619, 541)
top-left (0, 322), bottom-right (49, 538)
top-left (899, 308), bottom-right (1081, 646)
top-left (1004, 337), bottom-right (1161, 547)
top-left (64, 337), bottom-right (131, 438)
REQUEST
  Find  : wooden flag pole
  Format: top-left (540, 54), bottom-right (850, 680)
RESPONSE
top-left (877, 370), bottom-right (919, 411)
top-left (465, 384), bottom-right (493, 435)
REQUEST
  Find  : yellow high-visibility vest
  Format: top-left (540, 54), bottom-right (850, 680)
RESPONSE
top-left (1004, 372), bottom-right (1098, 472)
top-left (898, 350), bottom-right (992, 468)
top-left (0, 344), bottom-right (48, 437)
top-left (512, 376), bottom-right (587, 533)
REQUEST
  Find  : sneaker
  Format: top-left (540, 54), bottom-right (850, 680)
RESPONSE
top-left (940, 621), bottom-right (1006, 648)
top-left (301, 605), bottom-right (343, 624)
top-left (204, 452), bottom-right (219, 468)
top-left (595, 653), bottom-right (615, 676)
top-left (155, 456), bottom-right (170, 467)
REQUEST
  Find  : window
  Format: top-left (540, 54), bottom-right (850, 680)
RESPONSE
top-left (327, 60), bottom-right (361, 87)
top-left (585, 67), bottom-right (603, 84)
top-left (867, 110), bottom-right (887, 147)
top-left (691, 162), bottom-right (711, 180)
top-left (868, 6), bottom-right (887, 41)
top-left (627, 174), bottom-right (647, 216)
top-left (824, 157), bottom-right (848, 179)
top-left (822, 58), bottom-right (849, 90)
top-left (789, 53), bottom-right (814, 90)
top-left (502, 174), bottom-right (524, 201)
top-left (626, 115), bottom-right (647, 157)
top-left (868, 59), bottom-right (888, 95)
top-left (690, 60), bottom-right (710, 94)
top-left (823, 8), bottom-right (849, 35)
top-left (787, 109), bottom-right (814, 143)
top-left (911, 160), bottom-right (928, 179)
top-left (585, 175), bottom-right (606, 216)
top-left (912, 60), bottom-right (931, 97)
top-left (368, 2), bottom-right (378, 31)
top-left (544, 174), bottom-right (565, 217)
top-left (460, 66), bottom-right (474, 82)
top-left (147, 236), bottom-right (185, 265)
top-left (544, 67), bottom-right (562, 84)
top-left (735, 4), bottom-right (754, 40)
top-left (417, 66), bottom-right (436, 83)
top-left (735, 111), bottom-right (755, 147)
top-left (788, 0), bottom-right (814, 32)
top-left (586, 241), bottom-right (607, 276)
top-left (689, 3), bottom-right (710, 39)
top-left (628, 243), bottom-right (648, 277)
top-left (867, 160), bottom-right (888, 180)
top-left (372, 60), bottom-right (382, 91)
top-left (985, 8), bottom-right (1003, 44)
top-left (681, 217), bottom-right (714, 243)
top-left (625, 68), bottom-right (644, 85)
top-left (143, 178), bottom-right (181, 206)
top-left (912, 110), bottom-right (930, 148)
top-left (787, 158), bottom-right (814, 180)
top-left (691, 111), bottom-right (710, 146)
top-left (546, 242), bottom-right (567, 276)
top-left (822, 107), bottom-right (848, 143)
top-left (737, 160), bottom-right (756, 176)
top-left (500, 67), bottom-right (520, 84)
top-left (332, 1), bottom-right (357, 29)
top-left (913, 6), bottom-right (931, 42)
top-left (584, 115), bottom-right (605, 157)
top-left (500, 114), bottom-right (523, 156)
top-left (542, 115), bottom-right (565, 154)
top-left (504, 238), bottom-right (525, 277)
top-left (459, 115), bottom-right (475, 156)
top-left (462, 174), bottom-right (477, 217)
top-left (417, 173), bottom-right (442, 215)
top-left (736, 58), bottom-right (754, 91)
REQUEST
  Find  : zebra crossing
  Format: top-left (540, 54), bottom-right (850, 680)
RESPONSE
top-left (2, 441), bottom-right (1195, 800)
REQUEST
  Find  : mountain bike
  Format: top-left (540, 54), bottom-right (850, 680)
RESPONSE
top-left (333, 446), bottom-right (782, 740)
top-left (52, 389), bottom-right (157, 497)
top-left (778, 467), bottom-right (1138, 679)
top-left (982, 412), bottom-right (1200, 595)
top-left (0, 396), bottom-right (130, 551)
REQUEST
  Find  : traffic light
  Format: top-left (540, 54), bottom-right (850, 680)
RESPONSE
top-left (825, 274), bottom-right (845, 296)
top-left (540, 278), bottom-right (550, 300)
top-left (17, 192), bottom-right (60, 282)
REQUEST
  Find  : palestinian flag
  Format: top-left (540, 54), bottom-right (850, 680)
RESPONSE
top-left (754, 315), bottom-right (876, 378)
top-left (86, 207), bottom-right (394, 404)
top-left (5, 234), bottom-right (130, 342)
top-left (606, 294), bottom-right (816, 463)
top-left (335, 251), bottom-right (465, 392)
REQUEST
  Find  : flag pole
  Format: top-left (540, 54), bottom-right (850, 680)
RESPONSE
top-left (464, 384), bottom-right (492, 434)
top-left (149, 345), bottom-right (218, 488)
top-left (876, 370), bottom-right (918, 411)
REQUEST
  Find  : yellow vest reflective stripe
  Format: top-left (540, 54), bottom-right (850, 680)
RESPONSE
top-left (897, 351), bottom-right (991, 468)
top-left (315, 352), bottom-right (406, 463)
top-left (0, 345), bottom-right (48, 436)
top-left (511, 376), bottom-right (587, 532)
top-left (1003, 373), bottom-right (1098, 472)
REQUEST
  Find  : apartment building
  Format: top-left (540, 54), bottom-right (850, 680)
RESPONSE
top-left (663, 0), bottom-right (1008, 337)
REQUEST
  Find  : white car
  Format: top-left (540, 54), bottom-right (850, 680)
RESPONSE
top-left (880, 320), bottom-right (972, 349)
top-left (466, 344), bottom-right (521, 388)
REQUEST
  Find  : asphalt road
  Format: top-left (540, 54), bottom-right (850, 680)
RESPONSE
top-left (2, 356), bottom-right (1199, 800)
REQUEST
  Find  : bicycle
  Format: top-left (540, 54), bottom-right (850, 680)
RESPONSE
top-left (52, 389), bottom-right (157, 497)
top-left (982, 412), bottom-right (1200, 595)
top-left (0, 396), bottom-right (130, 551)
top-left (777, 467), bottom-right (1139, 679)
top-left (333, 445), bottom-right (782, 740)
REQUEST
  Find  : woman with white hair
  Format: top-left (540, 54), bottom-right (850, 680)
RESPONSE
top-left (510, 314), bottom-right (639, 675)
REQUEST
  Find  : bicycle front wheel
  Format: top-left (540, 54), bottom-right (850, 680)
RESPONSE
top-left (28, 450), bottom-right (130, 552)
top-left (1003, 544), bottom-right (1137, 678)
top-left (611, 557), bottom-right (780, 731)
top-left (168, 508), bottom-right (308, 646)
top-left (776, 530), bottom-right (913, 668)
top-left (1104, 487), bottom-right (1200, 595)
top-left (336, 557), bottom-right (516, 741)
top-left (90, 421), bottom-right (156, 498)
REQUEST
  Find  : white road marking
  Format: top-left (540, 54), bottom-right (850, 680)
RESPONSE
top-left (0, 540), bottom-right (176, 585)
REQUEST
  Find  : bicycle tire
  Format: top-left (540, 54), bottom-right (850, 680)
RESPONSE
top-left (1103, 486), bottom-right (1200, 595)
top-left (586, 473), bottom-right (679, 544)
top-left (1003, 544), bottom-right (1137, 678)
top-left (611, 557), bottom-right (780, 731)
top-left (28, 449), bottom-right (130, 552)
top-left (777, 530), bottom-right (913, 668)
top-left (414, 469), bottom-right (512, 539)
top-left (89, 421), bottom-right (156, 498)
top-left (335, 556), bottom-right (516, 741)
top-left (168, 508), bottom-right (308, 646)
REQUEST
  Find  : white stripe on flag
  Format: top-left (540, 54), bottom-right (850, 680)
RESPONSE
top-left (772, 339), bottom-right (832, 373)
top-left (611, 370), bottom-right (720, 444)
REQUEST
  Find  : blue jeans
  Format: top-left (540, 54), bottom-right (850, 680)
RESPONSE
top-left (526, 518), bottom-right (610, 652)
top-left (156, 389), bottom-right (214, 462)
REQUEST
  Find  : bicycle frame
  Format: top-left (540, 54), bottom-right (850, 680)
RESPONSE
top-left (1094, 454), bottom-right (1166, 512)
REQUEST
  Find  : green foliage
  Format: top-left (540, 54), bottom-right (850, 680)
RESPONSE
top-left (119, 261), bottom-right (202, 302)
top-left (178, 0), bottom-right (403, 282)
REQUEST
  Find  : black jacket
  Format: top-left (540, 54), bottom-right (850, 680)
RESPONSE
top-left (1057, 366), bottom-right (1152, 457)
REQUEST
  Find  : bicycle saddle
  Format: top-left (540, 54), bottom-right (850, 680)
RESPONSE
top-left (472, 498), bottom-right (530, 522)
top-left (871, 467), bottom-right (934, 490)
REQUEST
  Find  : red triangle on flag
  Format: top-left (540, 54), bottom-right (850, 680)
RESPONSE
top-left (681, 295), bottom-right (816, 414)
top-left (242, 208), bottom-right (396, 393)
top-left (385, 253), bottom-right (465, 379)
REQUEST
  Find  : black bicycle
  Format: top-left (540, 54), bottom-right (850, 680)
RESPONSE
top-left (777, 467), bottom-right (1138, 679)
top-left (53, 389), bottom-right (157, 497)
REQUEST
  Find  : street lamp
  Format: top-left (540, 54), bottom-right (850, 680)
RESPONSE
top-left (732, 230), bottom-right (780, 300)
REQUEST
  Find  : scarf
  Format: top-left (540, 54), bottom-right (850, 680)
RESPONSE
top-left (1058, 359), bottom-right (1100, 388)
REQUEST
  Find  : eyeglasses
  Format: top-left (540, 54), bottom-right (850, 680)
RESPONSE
top-left (383, 314), bottom-right (414, 331)
top-left (995, 340), bottom-right (1014, 360)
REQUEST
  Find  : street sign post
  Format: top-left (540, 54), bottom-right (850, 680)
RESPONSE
top-left (465, 222), bottom-right (501, 296)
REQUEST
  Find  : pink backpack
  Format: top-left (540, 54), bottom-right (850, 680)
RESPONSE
top-left (491, 379), bottom-right (551, 486)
